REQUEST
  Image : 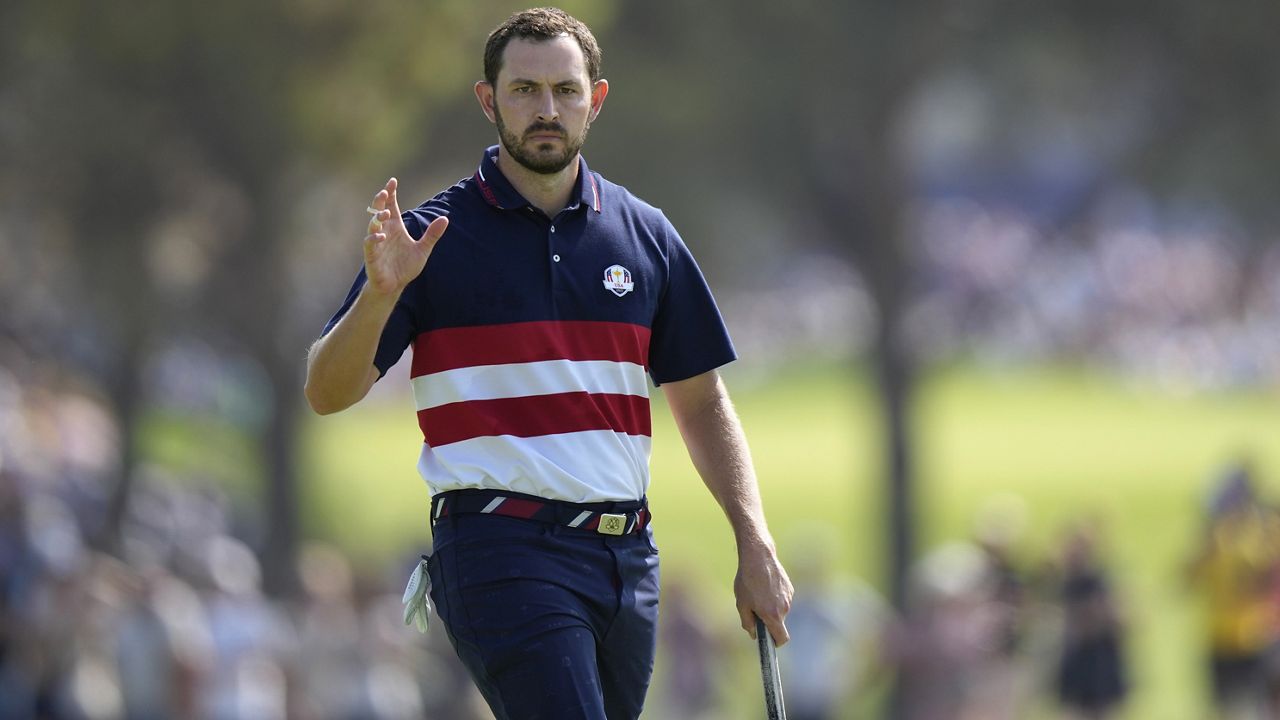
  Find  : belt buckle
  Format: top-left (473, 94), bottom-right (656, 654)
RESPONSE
top-left (597, 513), bottom-right (627, 536)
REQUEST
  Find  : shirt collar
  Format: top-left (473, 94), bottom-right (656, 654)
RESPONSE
top-left (474, 145), bottom-right (602, 214)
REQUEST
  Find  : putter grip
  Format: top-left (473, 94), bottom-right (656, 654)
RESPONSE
top-left (756, 616), bottom-right (786, 720)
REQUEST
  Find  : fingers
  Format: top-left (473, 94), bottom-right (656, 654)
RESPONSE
top-left (735, 555), bottom-right (794, 646)
top-left (761, 612), bottom-right (790, 646)
top-left (386, 177), bottom-right (402, 218)
top-left (421, 215), bottom-right (449, 246)
top-left (368, 181), bottom-right (389, 234)
top-left (362, 231), bottom-right (386, 256)
top-left (739, 604), bottom-right (756, 639)
top-left (367, 177), bottom-right (399, 234)
top-left (365, 180), bottom-right (448, 251)
top-left (371, 177), bottom-right (396, 209)
top-left (370, 186), bottom-right (389, 213)
top-left (740, 604), bottom-right (791, 645)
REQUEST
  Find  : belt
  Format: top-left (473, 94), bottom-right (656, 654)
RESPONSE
top-left (430, 489), bottom-right (650, 536)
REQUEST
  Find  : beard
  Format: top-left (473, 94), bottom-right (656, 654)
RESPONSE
top-left (494, 104), bottom-right (589, 175)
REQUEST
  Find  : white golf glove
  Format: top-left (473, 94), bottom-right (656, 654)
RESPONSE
top-left (402, 556), bottom-right (431, 633)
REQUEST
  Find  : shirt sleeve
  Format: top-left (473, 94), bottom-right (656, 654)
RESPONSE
top-left (320, 267), bottom-right (416, 380)
top-left (319, 203), bottom-right (445, 379)
top-left (648, 226), bottom-right (737, 385)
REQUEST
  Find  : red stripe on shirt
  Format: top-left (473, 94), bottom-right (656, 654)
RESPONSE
top-left (417, 391), bottom-right (651, 447)
top-left (412, 321), bottom-right (650, 377)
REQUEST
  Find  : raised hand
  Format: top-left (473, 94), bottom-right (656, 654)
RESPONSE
top-left (363, 177), bottom-right (449, 297)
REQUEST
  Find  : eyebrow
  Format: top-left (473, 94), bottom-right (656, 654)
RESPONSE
top-left (508, 78), bottom-right (584, 89)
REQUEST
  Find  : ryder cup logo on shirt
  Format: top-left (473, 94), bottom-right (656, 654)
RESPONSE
top-left (603, 265), bottom-right (634, 297)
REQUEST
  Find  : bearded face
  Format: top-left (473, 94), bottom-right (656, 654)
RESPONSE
top-left (493, 102), bottom-right (590, 175)
top-left (485, 36), bottom-right (600, 176)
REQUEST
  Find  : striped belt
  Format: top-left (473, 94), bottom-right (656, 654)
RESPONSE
top-left (430, 489), bottom-right (650, 536)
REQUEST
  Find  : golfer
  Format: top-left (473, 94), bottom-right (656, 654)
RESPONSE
top-left (304, 8), bottom-right (792, 719)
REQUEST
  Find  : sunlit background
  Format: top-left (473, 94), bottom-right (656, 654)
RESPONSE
top-left (2, 1), bottom-right (1279, 718)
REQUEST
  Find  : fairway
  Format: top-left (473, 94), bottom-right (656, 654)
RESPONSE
top-left (300, 362), bottom-right (1280, 719)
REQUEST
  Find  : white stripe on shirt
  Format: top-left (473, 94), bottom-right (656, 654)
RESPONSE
top-left (412, 359), bottom-right (650, 411)
top-left (417, 430), bottom-right (653, 503)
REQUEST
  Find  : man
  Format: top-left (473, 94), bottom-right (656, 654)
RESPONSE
top-left (304, 8), bottom-right (792, 719)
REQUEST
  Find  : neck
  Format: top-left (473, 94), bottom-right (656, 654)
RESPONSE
top-left (496, 147), bottom-right (579, 217)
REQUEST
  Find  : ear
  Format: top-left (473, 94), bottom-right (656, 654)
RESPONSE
top-left (589, 79), bottom-right (609, 123)
top-left (475, 81), bottom-right (497, 124)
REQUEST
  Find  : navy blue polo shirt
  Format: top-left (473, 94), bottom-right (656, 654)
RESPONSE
top-left (323, 146), bottom-right (736, 502)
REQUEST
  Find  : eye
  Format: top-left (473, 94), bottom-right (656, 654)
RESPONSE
top-left (557, 86), bottom-right (578, 94)
top-left (514, 86), bottom-right (533, 94)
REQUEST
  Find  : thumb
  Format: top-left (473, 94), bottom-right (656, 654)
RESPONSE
top-left (419, 215), bottom-right (449, 246)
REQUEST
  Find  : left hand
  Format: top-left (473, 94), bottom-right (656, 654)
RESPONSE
top-left (734, 542), bottom-right (793, 645)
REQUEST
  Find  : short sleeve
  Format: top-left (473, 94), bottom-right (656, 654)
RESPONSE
top-left (648, 228), bottom-right (737, 384)
top-left (320, 265), bottom-right (417, 379)
top-left (319, 206), bottom-right (444, 379)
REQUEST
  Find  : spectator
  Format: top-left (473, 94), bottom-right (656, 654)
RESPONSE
top-left (1187, 458), bottom-right (1280, 720)
top-left (968, 495), bottom-right (1032, 720)
top-left (888, 541), bottom-right (1003, 720)
top-left (779, 526), bottom-right (887, 720)
top-left (1052, 519), bottom-right (1128, 720)
top-left (199, 535), bottom-right (294, 720)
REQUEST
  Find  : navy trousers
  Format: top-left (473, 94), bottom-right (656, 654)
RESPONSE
top-left (427, 512), bottom-right (661, 720)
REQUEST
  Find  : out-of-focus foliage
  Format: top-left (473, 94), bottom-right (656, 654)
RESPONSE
top-left (0, 0), bottom-right (616, 589)
top-left (0, 1), bottom-right (1278, 716)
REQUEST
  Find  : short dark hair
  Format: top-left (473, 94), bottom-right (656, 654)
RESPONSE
top-left (483, 7), bottom-right (602, 87)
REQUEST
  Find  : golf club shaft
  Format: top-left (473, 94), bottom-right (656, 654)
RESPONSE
top-left (756, 616), bottom-right (786, 719)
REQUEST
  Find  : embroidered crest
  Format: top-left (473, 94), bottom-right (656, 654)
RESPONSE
top-left (603, 265), bottom-right (634, 297)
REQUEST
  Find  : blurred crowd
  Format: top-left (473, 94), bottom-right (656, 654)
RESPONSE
top-left (910, 198), bottom-right (1280, 392)
top-left (725, 196), bottom-right (1280, 393)
top-left (0, 342), bottom-right (490, 720)
top-left (741, 503), bottom-right (1135, 720)
top-left (757, 460), bottom-right (1280, 720)
top-left (881, 506), bottom-right (1131, 720)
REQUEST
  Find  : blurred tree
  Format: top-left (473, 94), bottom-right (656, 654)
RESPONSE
top-left (0, 0), bottom-right (611, 595)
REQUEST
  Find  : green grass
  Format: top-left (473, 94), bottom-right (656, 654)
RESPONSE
top-left (298, 362), bottom-right (1280, 719)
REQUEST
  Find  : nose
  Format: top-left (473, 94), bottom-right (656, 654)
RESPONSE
top-left (536, 91), bottom-right (559, 122)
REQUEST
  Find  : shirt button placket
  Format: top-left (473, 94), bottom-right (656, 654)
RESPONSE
top-left (547, 223), bottom-right (560, 302)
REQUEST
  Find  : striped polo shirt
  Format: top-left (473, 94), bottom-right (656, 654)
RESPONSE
top-left (323, 146), bottom-right (736, 503)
